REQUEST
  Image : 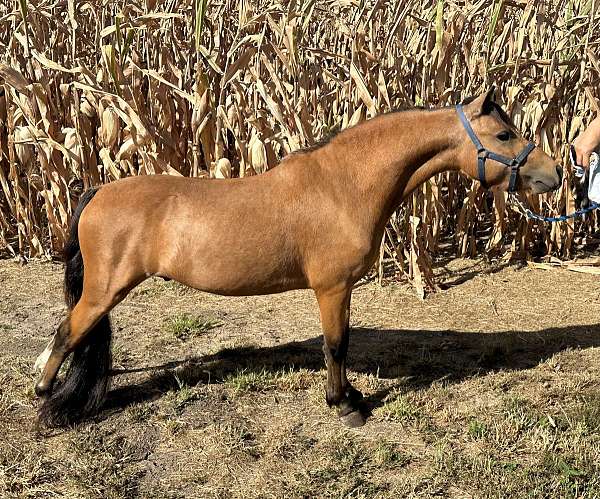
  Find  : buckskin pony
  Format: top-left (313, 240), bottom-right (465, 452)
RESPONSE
top-left (35, 89), bottom-right (562, 427)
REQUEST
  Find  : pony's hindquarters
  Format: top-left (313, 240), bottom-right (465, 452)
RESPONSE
top-left (37, 188), bottom-right (114, 427)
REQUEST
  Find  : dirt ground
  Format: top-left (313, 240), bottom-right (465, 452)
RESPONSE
top-left (1, 258), bottom-right (599, 498)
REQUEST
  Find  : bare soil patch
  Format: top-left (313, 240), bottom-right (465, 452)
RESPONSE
top-left (1, 259), bottom-right (599, 498)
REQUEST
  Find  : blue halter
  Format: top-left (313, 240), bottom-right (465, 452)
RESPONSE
top-left (456, 104), bottom-right (536, 193)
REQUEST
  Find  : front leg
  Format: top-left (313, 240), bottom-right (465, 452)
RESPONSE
top-left (316, 287), bottom-right (365, 427)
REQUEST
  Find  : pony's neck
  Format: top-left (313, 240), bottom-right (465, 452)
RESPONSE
top-left (316, 107), bottom-right (462, 226)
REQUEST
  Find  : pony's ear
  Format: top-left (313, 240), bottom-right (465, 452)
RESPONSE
top-left (464, 87), bottom-right (496, 116)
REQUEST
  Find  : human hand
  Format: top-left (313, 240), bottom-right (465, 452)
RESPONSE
top-left (573, 116), bottom-right (600, 168)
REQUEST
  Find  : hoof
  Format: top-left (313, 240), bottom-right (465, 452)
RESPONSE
top-left (338, 398), bottom-right (366, 428)
top-left (340, 408), bottom-right (366, 428)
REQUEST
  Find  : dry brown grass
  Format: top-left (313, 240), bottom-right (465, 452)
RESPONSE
top-left (1, 259), bottom-right (600, 497)
top-left (0, 0), bottom-right (599, 293)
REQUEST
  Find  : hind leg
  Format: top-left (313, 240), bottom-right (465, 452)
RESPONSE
top-left (34, 264), bottom-right (140, 397)
top-left (34, 337), bottom-right (55, 372)
top-left (35, 295), bottom-right (116, 397)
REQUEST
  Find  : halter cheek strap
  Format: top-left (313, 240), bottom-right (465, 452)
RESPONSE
top-left (456, 104), bottom-right (536, 193)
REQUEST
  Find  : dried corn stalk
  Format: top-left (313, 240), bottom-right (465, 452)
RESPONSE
top-left (0, 0), bottom-right (598, 297)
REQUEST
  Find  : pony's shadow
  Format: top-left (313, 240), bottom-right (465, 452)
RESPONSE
top-left (104, 323), bottom-right (600, 415)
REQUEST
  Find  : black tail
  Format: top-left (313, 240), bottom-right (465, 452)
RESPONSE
top-left (39, 188), bottom-right (113, 427)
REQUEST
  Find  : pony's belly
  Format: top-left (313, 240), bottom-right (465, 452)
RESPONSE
top-left (161, 252), bottom-right (308, 296)
top-left (174, 270), bottom-right (308, 296)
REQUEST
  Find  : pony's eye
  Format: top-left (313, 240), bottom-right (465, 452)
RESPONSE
top-left (496, 131), bottom-right (511, 142)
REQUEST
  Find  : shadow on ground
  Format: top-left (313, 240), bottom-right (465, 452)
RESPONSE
top-left (104, 322), bottom-right (600, 417)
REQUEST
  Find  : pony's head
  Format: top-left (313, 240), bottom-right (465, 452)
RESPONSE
top-left (455, 88), bottom-right (562, 194)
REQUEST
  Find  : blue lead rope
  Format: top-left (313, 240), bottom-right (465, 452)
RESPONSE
top-left (510, 196), bottom-right (600, 222)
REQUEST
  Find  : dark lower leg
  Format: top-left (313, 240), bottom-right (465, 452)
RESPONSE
top-left (323, 329), bottom-right (358, 406)
top-left (35, 299), bottom-right (109, 397)
top-left (317, 289), bottom-right (364, 425)
top-left (35, 318), bottom-right (70, 396)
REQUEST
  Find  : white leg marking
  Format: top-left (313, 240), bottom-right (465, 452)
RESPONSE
top-left (34, 337), bottom-right (55, 372)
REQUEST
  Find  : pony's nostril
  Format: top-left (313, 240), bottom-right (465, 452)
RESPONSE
top-left (556, 165), bottom-right (563, 182)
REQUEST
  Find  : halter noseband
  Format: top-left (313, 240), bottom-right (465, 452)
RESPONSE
top-left (456, 104), bottom-right (536, 193)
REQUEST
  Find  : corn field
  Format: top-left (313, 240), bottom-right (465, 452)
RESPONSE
top-left (0, 0), bottom-right (598, 295)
